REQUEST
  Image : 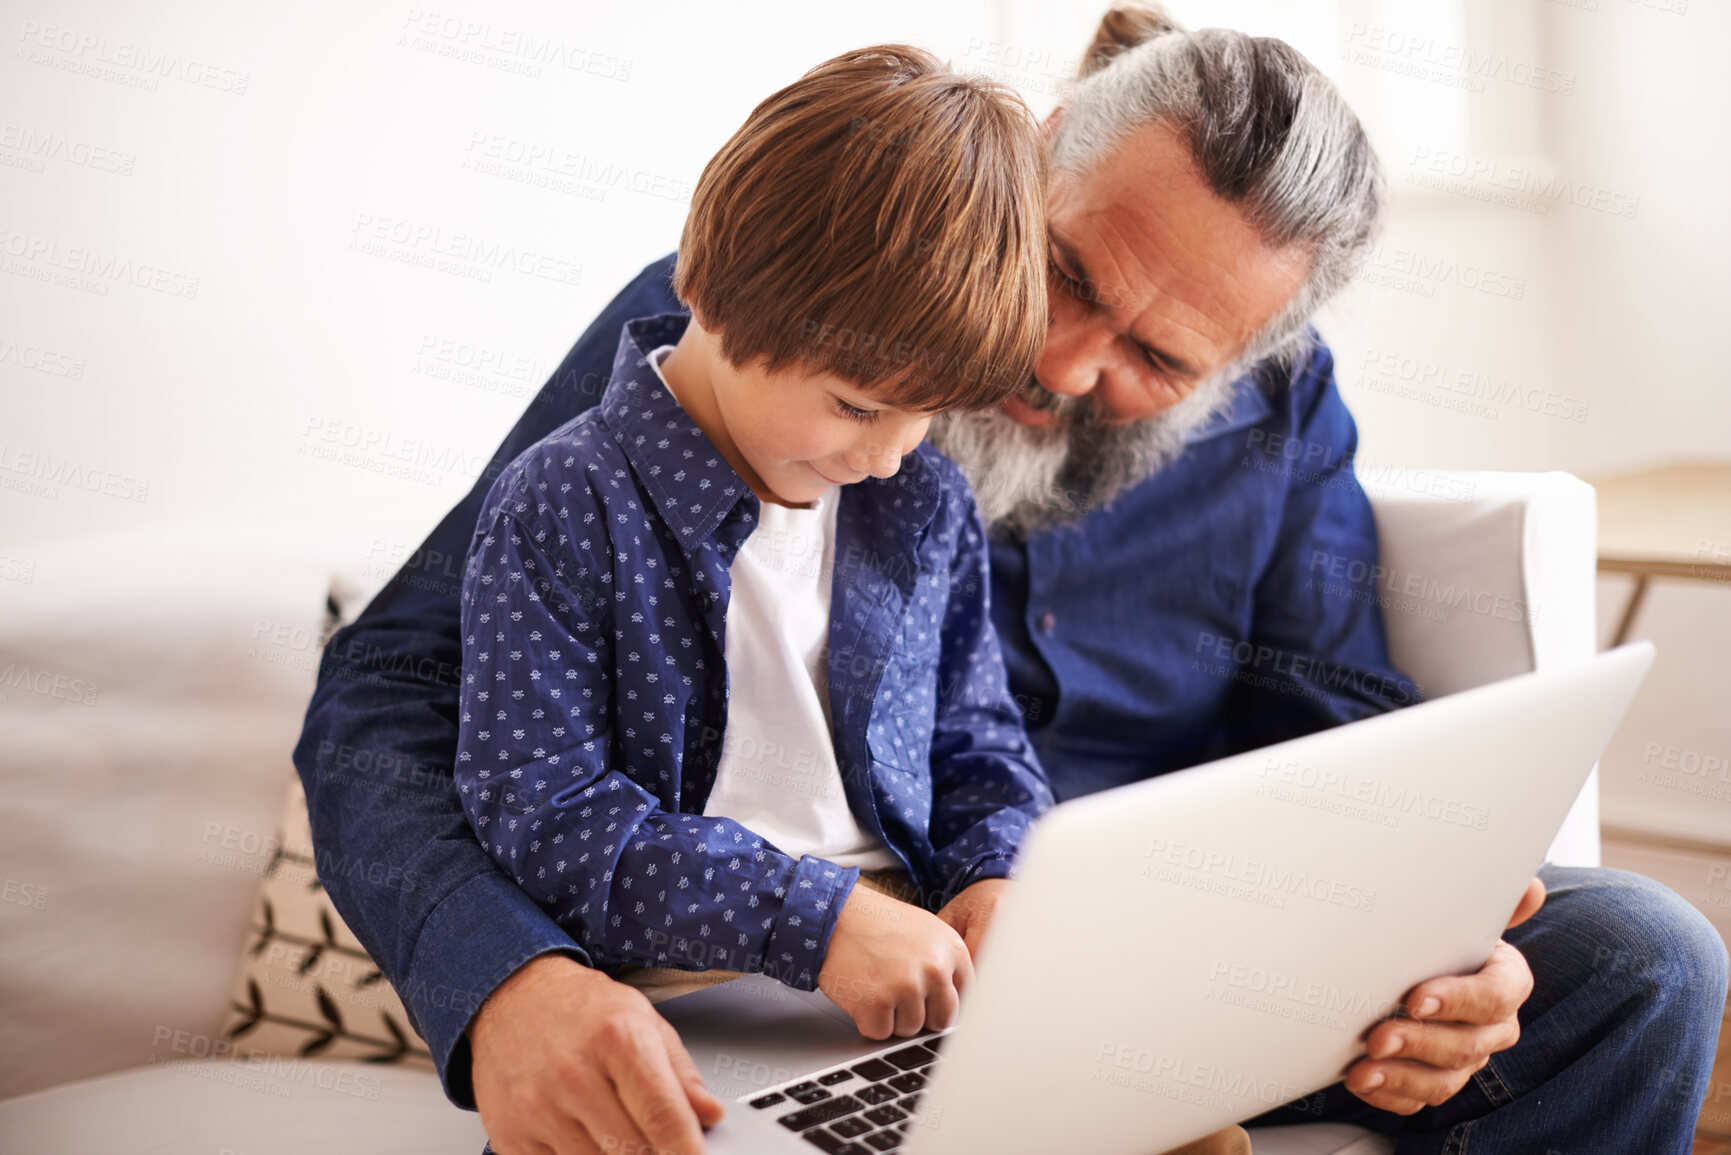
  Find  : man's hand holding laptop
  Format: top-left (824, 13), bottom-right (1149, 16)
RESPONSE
top-left (1341, 876), bottom-right (1545, 1116)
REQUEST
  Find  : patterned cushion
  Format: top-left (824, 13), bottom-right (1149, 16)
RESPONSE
top-left (219, 774), bottom-right (434, 1069)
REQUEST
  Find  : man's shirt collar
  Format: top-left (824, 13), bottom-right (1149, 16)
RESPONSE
top-left (1183, 372), bottom-right (1275, 446)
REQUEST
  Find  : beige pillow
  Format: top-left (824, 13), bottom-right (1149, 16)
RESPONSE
top-left (219, 775), bottom-right (435, 1068)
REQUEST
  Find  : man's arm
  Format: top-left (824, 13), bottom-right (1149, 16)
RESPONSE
top-left (291, 254), bottom-right (682, 1108)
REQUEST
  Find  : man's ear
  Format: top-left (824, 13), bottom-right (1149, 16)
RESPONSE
top-left (1043, 103), bottom-right (1066, 143)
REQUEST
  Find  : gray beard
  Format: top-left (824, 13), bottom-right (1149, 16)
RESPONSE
top-left (928, 370), bottom-right (1245, 538)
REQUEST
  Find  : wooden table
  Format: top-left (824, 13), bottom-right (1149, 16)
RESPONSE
top-left (1594, 463), bottom-right (1731, 646)
top-left (1595, 466), bottom-right (1731, 1123)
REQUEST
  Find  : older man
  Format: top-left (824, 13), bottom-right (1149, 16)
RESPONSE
top-left (294, 5), bottom-right (1728, 1154)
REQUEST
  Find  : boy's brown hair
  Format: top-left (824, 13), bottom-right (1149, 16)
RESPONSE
top-left (672, 45), bottom-right (1048, 412)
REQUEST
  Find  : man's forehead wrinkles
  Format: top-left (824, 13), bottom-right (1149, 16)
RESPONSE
top-left (1173, 252), bottom-right (1261, 356)
top-left (1148, 192), bottom-right (1310, 354)
top-left (1083, 213), bottom-right (1151, 307)
top-left (1092, 202), bottom-right (1229, 368)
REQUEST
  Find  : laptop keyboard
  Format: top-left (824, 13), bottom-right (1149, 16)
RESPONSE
top-left (743, 1031), bottom-right (950, 1153)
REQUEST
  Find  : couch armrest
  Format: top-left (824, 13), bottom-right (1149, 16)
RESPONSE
top-left (0, 496), bottom-right (448, 1099)
top-left (1362, 470), bottom-right (1600, 867)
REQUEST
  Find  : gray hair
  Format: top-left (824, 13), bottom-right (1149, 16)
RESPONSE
top-left (1051, 3), bottom-right (1384, 367)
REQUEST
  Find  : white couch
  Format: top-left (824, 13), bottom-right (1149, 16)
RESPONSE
top-left (0, 472), bottom-right (1599, 1154)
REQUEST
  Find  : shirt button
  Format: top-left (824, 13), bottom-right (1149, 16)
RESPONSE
top-left (1038, 612), bottom-right (1057, 635)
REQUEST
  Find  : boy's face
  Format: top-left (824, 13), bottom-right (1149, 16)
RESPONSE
top-left (708, 355), bottom-right (933, 507)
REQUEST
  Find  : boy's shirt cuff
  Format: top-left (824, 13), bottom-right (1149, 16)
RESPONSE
top-left (404, 869), bottom-right (594, 1110)
top-left (952, 850), bottom-right (1018, 892)
top-left (929, 807), bottom-right (1039, 909)
top-left (762, 856), bottom-right (859, 991)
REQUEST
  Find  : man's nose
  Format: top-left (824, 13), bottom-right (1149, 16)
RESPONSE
top-left (1035, 311), bottom-right (1112, 398)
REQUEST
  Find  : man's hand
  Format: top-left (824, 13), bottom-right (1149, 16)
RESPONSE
top-left (935, 878), bottom-right (1011, 962)
top-left (1345, 876), bottom-right (1545, 1114)
top-left (819, 883), bottom-right (973, 1040)
top-left (468, 953), bottom-right (725, 1155)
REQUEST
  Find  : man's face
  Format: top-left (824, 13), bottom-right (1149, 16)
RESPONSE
top-left (931, 119), bottom-right (1311, 535)
top-left (1029, 119), bottom-right (1309, 425)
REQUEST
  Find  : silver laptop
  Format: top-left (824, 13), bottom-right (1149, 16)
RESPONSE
top-left (662, 643), bottom-right (1655, 1154)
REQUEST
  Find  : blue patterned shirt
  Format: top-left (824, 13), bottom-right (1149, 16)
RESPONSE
top-left (453, 313), bottom-right (1052, 991)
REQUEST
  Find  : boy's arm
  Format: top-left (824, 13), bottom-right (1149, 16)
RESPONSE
top-left (921, 474), bottom-right (1056, 910)
top-left (291, 254), bottom-right (682, 1109)
top-left (458, 499), bottom-right (856, 991)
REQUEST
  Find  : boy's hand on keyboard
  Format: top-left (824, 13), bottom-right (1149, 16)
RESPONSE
top-left (935, 878), bottom-right (1009, 963)
top-left (819, 884), bottom-right (973, 1040)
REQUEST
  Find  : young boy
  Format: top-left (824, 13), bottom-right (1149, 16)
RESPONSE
top-left (454, 44), bottom-right (1053, 1042)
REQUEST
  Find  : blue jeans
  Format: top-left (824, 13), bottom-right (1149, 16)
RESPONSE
top-left (1246, 865), bottom-right (1730, 1153)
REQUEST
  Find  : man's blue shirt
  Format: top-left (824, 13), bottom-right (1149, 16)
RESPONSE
top-left (454, 313), bottom-right (1049, 991)
top-left (990, 340), bottom-right (1422, 801)
top-left (292, 253), bottom-right (1417, 1108)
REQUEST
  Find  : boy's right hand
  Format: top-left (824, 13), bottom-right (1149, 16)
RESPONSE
top-left (817, 884), bottom-right (974, 1039)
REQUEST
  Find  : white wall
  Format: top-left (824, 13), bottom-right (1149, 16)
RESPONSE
top-left (1319, 0), bottom-right (1731, 855)
top-left (1548, 0), bottom-right (1731, 857)
top-left (3, 1), bottom-right (1726, 846)
top-left (0, 0), bottom-right (1000, 546)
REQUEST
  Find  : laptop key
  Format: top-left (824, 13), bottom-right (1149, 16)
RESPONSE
top-left (863, 1105), bottom-right (906, 1126)
top-left (864, 1132), bottom-right (902, 1152)
top-left (749, 1091), bottom-right (786, 1109)
top-left (802, 1129), bottom-right (869, 1155)
top-left (787, 1083), bottom-right (831, 1105)
top-left (885, 1071), bottom-right (926, 1095)
top-left (850, 1058), bottom-right (897, 1081)
top-left (831, 1116), bottom-right (873, 1138)
top-left (818, 1070), bottom-right (855, 1086)
top-left (884, 1045), bottom-right (934, 1071)
top-left (777, 1093), bottom-right (866, 1132)
top-left (855, 1084), bottom-right (898, 1105)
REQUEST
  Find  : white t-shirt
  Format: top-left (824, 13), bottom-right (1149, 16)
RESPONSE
top-left (647, 345), bottom-right (897, 871)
